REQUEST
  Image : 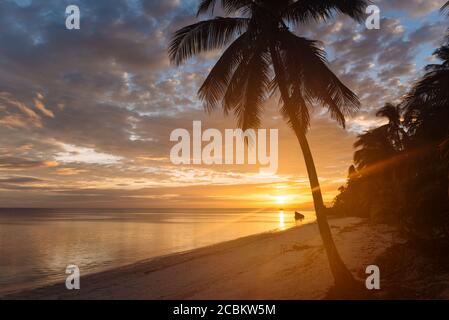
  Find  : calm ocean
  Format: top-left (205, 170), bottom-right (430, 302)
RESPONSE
top-left (0, 208), bottom-right (314, 295)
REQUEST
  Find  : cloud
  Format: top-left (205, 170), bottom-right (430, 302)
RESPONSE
top-left (55, 168), bottom-right (88, 176)
top-left (0, 157), bottom-right (58, 169)
top-left (0, 176), bottom-right (44, 184)
top-left (33, 97), bottom-right (54, 118)
top-left (54, 144), bottom-right (123, 165)
top-left (0, 0), bottom-right (447, 207)
top-left (377, 0), bottom-right (444, 17)
top-left (0, 114), bottom-right (29, 128)
top-left (0, 92), bottom-right (43, 128)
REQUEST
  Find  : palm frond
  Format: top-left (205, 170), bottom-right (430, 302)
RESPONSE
top-left (403, 58), bottom-right (449, 142)
top-left (220, 40), bottom-right (271, 129)
top-left (235, 48), bottom-right (271, 130)
top-left (168, 17), bottom-right (249, 65)
top-left (278, 31), bottom-right (360, 128)
top-left (223, 57), bottom-right (251, 114)
top-left (197, 0), bottom-right (253, 16)
top-left (405, 68), bottom-right (449, 109)
top-left (435, 45), bottom-right (449, 65)
top-left (283, 0), bottom-right (369, 24)
top-left (198, 33), bottom-right (249, 112)
top-left (442, 1), bottom-right (449, 15)
top-left (354, 127), bottom-right (394, 169)
top-left (376, 103), bottom-right (401, 126)
top-left (197, 0), bottom-right (217, 15)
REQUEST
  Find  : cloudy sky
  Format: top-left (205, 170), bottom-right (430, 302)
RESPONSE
top-left (0, 0), bottom-right (447, 208)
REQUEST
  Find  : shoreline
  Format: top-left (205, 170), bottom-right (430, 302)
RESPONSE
top-left (1, 223), bottom-right (303, 298)
top-left (0, 218), bottom-right (309, 297)
top-left (3, 217), bottom-right (397, 300)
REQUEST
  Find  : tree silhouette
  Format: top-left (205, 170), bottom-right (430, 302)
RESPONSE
top-left (169, 0), bottom-right (368, 290)
top-left (404, 42), bottom-right (449, 145)
top-left (331, 0), bottom-right (449, 248)
top-left (354, 104), bottom-right (403, 170)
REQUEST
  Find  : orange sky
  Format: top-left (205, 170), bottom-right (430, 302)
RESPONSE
top-left (0, 97), bottom-right (365, 209)
top-left (0, 0), bottom-right (446, 208)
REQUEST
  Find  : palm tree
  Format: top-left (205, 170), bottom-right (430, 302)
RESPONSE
top-left (403, 3), bottom-right (449, 160)
top-left (404, 46), bottom-right (449, 144)
top-left (354, 103), bottom-right (405, 172)
top-left (169, 0), bottom-right (367, 289)
top-left (376, 103), bottom-right (405, 150)
top-left (354, 128), bottom-right (395, 170)
top-left (404, 0), bottom-right (449, 143)
top-left (353, 104), bottom-right (407, 220)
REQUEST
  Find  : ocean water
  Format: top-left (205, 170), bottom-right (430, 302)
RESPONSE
top-left (0, 208), bottom-right (315, 296)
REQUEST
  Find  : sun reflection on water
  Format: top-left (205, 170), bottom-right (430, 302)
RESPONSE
top-left (279, 210), bottom-right (285, 230)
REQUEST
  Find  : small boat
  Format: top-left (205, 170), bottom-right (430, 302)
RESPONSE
top-left (294, 211), bottom-right (305, 221)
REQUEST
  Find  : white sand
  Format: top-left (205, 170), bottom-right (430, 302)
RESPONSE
top-left (6, 217), bottom-right (397, 300)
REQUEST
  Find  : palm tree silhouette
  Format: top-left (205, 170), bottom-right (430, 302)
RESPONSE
top-left (169, 0), bottom-right (368, 289)
top-left (403, 3), bottom-right (449, 157)
top-left (354, 129), bottom-right (394, 170)
top-left (332, 1), bottom-right (449, 245)
top-left (354, 103), bottom-right (405, 169)
top-left (376, 103), bottom-right (405, 150)
top-left (353, 103), bottom-right (406, 210)
top-left (404, 46), bottom-right (449, 145)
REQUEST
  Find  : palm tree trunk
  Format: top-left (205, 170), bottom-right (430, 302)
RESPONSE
top-left (269, 44), bottom-right (356, 289)
top-left (293, 124), bottom-right (356, 288)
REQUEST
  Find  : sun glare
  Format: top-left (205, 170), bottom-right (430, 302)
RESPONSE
top-left (275, 195), bottom-right (288, 205)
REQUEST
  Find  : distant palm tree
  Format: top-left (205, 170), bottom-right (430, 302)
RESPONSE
top-left (354, 128), bottom-right (394, 169)
top-left (406, 3), bottom-right (449, 160)
top-left (403, 3), bottom-right (449, 157)
top-left (376, 103), bottom-right (404, 149)
top-left (404, 45), bottom-right (449, 143)
top-left (354, 103), bottom-right (404, 169)
top-left (352, 104), bottom-right (410, 224)
top-left (169, 0), bottom-right (368, 289)
top-left (376, 103), bottom-right (401, 125)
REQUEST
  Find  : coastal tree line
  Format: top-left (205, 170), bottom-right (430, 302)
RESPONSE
top-left (331, 2), bottom-right (449, 245)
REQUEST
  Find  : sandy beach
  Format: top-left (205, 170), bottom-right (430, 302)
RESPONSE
top-left (4, 217), bottom-right (398, 300)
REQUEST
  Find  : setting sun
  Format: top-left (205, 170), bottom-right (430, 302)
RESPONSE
top-left (275, 195), bottom-right (289, 206)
